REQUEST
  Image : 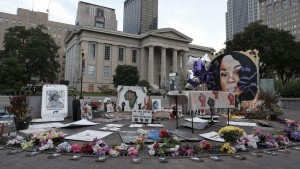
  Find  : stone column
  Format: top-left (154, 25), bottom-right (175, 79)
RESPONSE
top-left (161, 47), bottom-right (166, 87)
top-left (140, 47), bottom-right (145, 80)
top-left (183, 52), bottom-right (189, 71)
top-left (148, 46), bottom-right (154, 84)
top-left (172, 49), bottom-right (178, 73)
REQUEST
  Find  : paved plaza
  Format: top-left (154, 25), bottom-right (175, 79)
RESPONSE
top-left (0, 96), bottom-right (300, 169)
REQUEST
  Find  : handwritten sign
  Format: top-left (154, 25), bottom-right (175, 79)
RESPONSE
top-left (132, 110), bottom-right (152, 124)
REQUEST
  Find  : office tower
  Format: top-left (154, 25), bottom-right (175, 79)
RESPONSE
top-left (75, 1), bottom-right (117, 30)
top-left (123, 0), bottom-right (158, 34)
top-left (0, 8), bottom-right (73, 82)
top-left (226, 0), bottom-right (260, 41)
top-left (259, 0), bottom-right (300, 42)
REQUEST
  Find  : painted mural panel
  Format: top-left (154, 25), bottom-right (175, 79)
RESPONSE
top-left (207, 50), bottom-right (259, 102)
top-left (116, 86), bottom-right (147, 111)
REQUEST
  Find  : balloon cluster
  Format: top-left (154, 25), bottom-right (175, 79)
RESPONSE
top-left (185, 53), bottom-right (211, 90)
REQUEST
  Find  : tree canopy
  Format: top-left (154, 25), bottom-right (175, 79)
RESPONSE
top-left (0, 25), bottom-right (60, 90)
top-left (225, 21), bottom-right (300, 86)
top-left (112, 65), bottom-right (140, 87)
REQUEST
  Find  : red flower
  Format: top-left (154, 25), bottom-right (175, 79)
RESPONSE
top-left (159, 129), bottom-right (170, 138)
top-left (153, 141), bottom-right (160, 149)
top-left (277, 135), bottom-right (285, 141)
top-left (81, 142), bottom-right (93, 154)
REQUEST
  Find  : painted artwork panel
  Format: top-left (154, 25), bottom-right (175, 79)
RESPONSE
top-left (116, 86), bottom-right (147, 111)
top-left (207, 50), bottom-right (259, 102)
top-left (152, 99), bottom-right (162, 111)
top-left (41, 85), bottom-right (68, 119)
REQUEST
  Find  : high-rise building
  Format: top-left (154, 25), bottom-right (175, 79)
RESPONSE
top-left (226, 0), bottom-right (260, 41)
top-left (259, 0), bottom-right (300, 42)
top-left (75, 1), bottom-right (117, 30)
top-left (123, 0), bottom-right (158, 34)
top-left (0, 8), bottom-right (74, 83)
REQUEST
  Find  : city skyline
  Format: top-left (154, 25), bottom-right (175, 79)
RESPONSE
top-left (0, 0), bottom-right (227, 52)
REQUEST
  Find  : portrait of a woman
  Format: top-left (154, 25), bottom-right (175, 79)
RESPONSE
top-left (207, 51), bottom-right (258, 101)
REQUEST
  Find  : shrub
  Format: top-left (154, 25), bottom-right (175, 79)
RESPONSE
top-left (280, 80), bottom-right (300, 98)
top-left (138, 80), bottom-right (151, 90)
top-left (100, 88), bottom-right (117, 96)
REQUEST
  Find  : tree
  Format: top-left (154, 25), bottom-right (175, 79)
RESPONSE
top-left (225, 21), bottom-right (300, 86)
top-left (112, 65), bottom-right (140, 87)
top-left (0, 25), bottom-right (60, 90)
top-left (138, 80), bottom-right (151, 90)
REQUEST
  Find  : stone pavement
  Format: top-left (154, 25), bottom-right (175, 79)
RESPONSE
top-left (0, 96), bottom-right (300, 169)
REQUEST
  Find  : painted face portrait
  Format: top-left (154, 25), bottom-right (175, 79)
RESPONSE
top-left (207, 51), bottom-right (258, 101)
top-left (219, 55), bottom-right (242, 96)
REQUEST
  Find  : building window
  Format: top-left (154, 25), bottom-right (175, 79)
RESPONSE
top-left (274, 2), bottom-right (281, 12)
top-left (88, 65), bottom-right (95, 79)
top-left (283, 0), bottom-right (290, 9)
top-left (132, 49), bottom-right (137, 63)
top-left (12, 19), bottom-right (16, 24)
top-left (266, 5), bottom-right (272, 14)
top-left (58, 27), bottom-right (61, 34)
top-left (104, 66), bottom-right (110, 79)
top-left (95, 22), bottom-right (104, 28)
top-left (48, 25), bottom-right (51, 30)
top-left (291, 0), bottom-right (297, 6)
top-left (89, 43), bottom-right (96, 59)
top-left (118, 47), bottom-right (124, 62)
top-left (64, 28), bottom-right (68, 32)
top-left (18, 20), bottom-right (21, 25)
top-left (5, 18), bottom-right (8, 22)
top-left (0, 18), bottom-right (2, 22)
top-left (104, 46), bottom-right (110, 60)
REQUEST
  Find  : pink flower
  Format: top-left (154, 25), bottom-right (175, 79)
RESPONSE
top-left (58, 132), bottom-right (65, 137)
top-left (127, 147), bottom-right (138, 157)
top-left (277, 135), bottom-right (285, 141)
top-left (71, 143), bottom-right (82, 153)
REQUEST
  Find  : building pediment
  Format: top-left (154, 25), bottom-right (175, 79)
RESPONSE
top-left (142, 28), bottom-right (193, 43)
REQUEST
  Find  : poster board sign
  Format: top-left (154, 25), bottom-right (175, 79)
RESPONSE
top-left (132, 110), bottom-right (152, 124)
top-left (116, 86), bottom-right (147, 111)
top-left (152, 99), bottom-right (162, 111)
top-left (41, 85), bottom-right (68, 119)
top-left (189, 91), bottom-right (238, 110)
top-left (80, 98), bottom-right (93, 120)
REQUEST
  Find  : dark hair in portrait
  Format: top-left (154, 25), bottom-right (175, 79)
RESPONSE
top-left (207, 51), bottom-right (258, 101)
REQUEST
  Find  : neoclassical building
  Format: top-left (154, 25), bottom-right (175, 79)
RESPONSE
top-left (64, 25), bottom-right (214, 92)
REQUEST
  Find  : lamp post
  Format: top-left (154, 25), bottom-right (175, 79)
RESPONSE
top-left (79, 49), bottom-right (85, 99)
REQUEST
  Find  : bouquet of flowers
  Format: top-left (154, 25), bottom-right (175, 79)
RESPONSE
top-left (199, 140), bottom-right (213, 150)
top-left (220, 142), bottom-right (236, 154)
top-left (218, 126), bottom-right (244, 144)
top-left (148, 129), bottom-right (181, 156)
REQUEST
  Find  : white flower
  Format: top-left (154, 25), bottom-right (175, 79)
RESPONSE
top-left (149, 148), bottom-right (155, 156)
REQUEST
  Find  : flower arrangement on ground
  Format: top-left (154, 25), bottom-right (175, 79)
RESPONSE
top-left (220, 142), bottom-right (236, 154)
top-left (218, 126), bottom-right (244, 144)
top-left (148, 129), bottom-right (181, 156)
top-left (284, 119), bottom-right (300, 141)
top-left (4, 95), bottom-right (32, 130)
top-left (199, 140), bottom-right (213, 150)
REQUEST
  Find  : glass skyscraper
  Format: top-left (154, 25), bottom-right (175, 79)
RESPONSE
top-left (123, 0), bottom-right (158, 34)
top-left (226, 0), bottom-right (260, 41)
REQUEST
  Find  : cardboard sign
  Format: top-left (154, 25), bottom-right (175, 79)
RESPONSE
top-left (80, 99), bottom-right (93, 120)
top-left (41, 85), bottom-right (68, 119)
top-left (132, 110), bottom-right (152, 124)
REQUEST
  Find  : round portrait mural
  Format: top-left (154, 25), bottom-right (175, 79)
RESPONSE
top-left (207, 51), bottom-right (258, 101)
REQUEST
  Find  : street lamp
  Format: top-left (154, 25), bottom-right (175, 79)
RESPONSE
top-left (79, 49), bottom-right (85, 99)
